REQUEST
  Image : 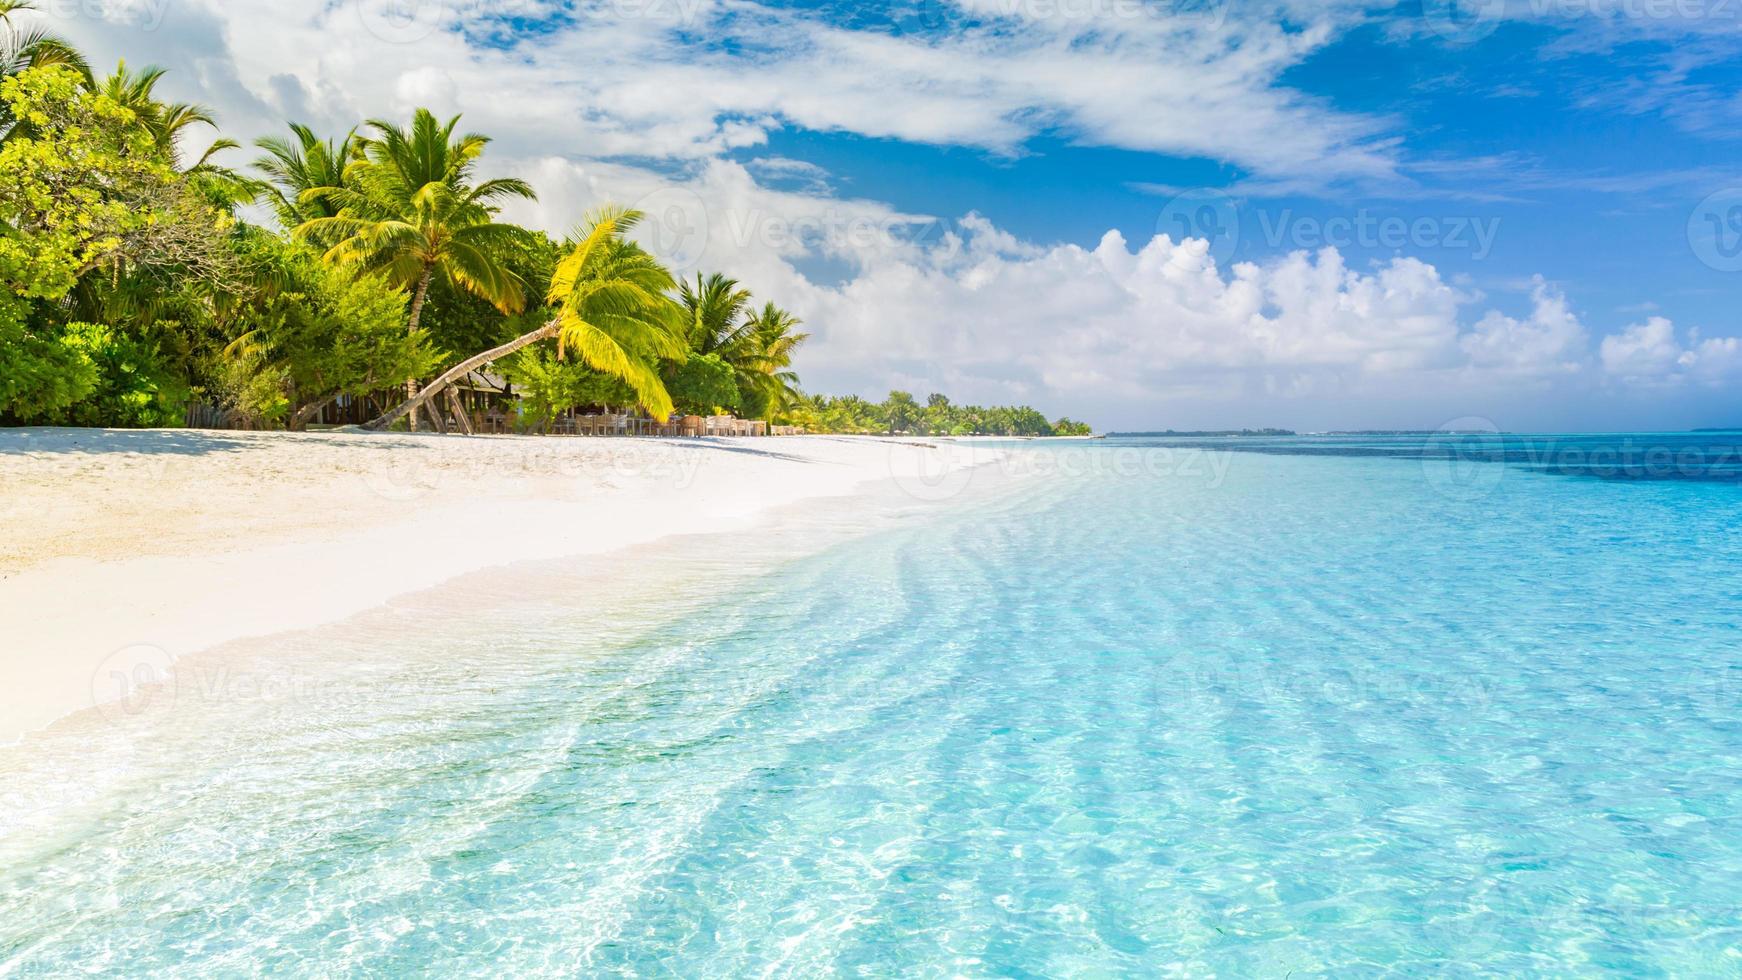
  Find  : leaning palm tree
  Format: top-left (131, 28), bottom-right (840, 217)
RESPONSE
top-left (296, 108), bottom-right (535, 430)
top-left (252, 122), bottom-right (360, 226)
top-left (363, 206), bottom-right (684, 431)
top-left (0, 1), bottom-right (88, 139)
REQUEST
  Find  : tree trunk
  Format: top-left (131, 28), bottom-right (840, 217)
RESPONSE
top-left (447, 387), bottom-right (475, 435)
top-left (364, 318), bottom-right (560, 432)
top-left (403, 265), bottom-right (436, 432)
top-left (288, 393), bottom-right (343, 432)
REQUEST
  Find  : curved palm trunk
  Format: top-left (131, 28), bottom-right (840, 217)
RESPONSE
top-left (364, 318), bottom-right (558, 432)
top-left (403, 265), bottom-right (436, 431)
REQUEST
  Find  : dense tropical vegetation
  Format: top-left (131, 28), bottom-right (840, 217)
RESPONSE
top-left (0, 23), bottom-right (1091, 437)
top-left (801, 392), bottom-right (1092, 437)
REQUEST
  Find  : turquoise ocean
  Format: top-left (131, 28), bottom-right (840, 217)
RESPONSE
top-left (2, 433), bottom-right (1740, 975)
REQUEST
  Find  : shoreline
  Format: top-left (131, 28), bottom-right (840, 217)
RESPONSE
top-left (0, 429), bottom-right (998, 743)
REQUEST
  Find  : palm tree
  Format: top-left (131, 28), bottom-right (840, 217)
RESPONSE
top-left (296, 108), bottom-right (535, 430)
top-left (677, 273), bottom-right (810, 417)
top-left (363, 206), bottom-right (684, 431)
top-left (741, 301), bottom-right (808, 419)
top-left (92, 61), bottom-right (239, 173)
top-left (0, 1), bottom-right (88, 139)
top-left (678, 272), bottom-right (754, 358)
top-left (252, 122), bottom-right (360, 227)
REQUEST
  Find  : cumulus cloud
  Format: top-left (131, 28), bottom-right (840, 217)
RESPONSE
top-left (1601, 318), bottom-right (1742, 386)
top-left (1459, 277), bottom-right (1589, 377)
top-left (785, 222), bottom-right (1548, 415)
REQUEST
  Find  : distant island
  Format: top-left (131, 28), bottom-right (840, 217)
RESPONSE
top-left (1323, 429), bottom-right (1514, 436)
top-left (1110, 429), bottom-right (1296, 437)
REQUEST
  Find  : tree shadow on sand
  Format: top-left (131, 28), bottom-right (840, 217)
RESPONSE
top-left (0, 428), bottom-right (278, 458)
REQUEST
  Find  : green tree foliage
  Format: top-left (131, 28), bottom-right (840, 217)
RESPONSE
top-left (739, 301), bottom-right (807, 420)
top-left (216, 235), bottom-right (439, 428)
top-left (675, 275), bottom-right (807, 421)
top-left (295, 108), bottom-right (535, 429)
top-left (53, 320), bottom-right (188, 427)
top-left (883, 390), bottom-right (919, 433)
top-left (664, 351), bottom-right (739, 415)
top-left (0, 1), bottom-right (87, 140)
top-left (0, 65), bottom-right (232, 299)
top-left (0, 64), bottom-right (233, 422)
top-left (0, 295), bottom-right (97, 420)
top-left (417, 226), bottom-right (561, 356)
top-left (499, 347), bottom-right (639, 433)
top-left (360, 207), bottom-right (689, 432)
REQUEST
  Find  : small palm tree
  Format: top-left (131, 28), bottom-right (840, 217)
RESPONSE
top-left (252, 122), bottom-right (360, 227)
top-left (742, 301), bottom-right (808, 418)
top-left (679, 272), bottom-right (755, 358)
top-left (363, 206), bottom-right (684, 430)
top-left (92, 61), bottom-right (239, 172)
top-left (297, 108), bottom-right (535, 430)
top-left (676, 275), bottom-right (807, 418)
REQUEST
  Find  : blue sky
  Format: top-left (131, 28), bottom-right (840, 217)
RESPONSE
top-left (46, 0), bottom-right (1742, 429)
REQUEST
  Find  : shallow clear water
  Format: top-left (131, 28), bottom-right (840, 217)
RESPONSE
top-left (3, 437), bottom-right (1741, 975)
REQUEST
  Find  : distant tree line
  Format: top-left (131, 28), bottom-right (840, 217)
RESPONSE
top-left (805, 391), bottom-right (1092, 437)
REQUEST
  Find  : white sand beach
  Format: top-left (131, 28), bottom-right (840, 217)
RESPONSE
top-left (0, 429), bottom-right (987, 743)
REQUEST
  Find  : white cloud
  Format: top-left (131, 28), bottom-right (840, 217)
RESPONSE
top-left (1459, 277), bottom-right (1589, 377)
top-left (43, 0), bottom-right (1400, 184)
top-left (393, 66), bottom-right (458, 112)
top-left (1601, 317), bottom-right (1742, 386)
top-left (784, 222), bottom-right (1542, 415)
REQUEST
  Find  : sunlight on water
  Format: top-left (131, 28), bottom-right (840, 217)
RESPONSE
top-left (2, 439), bottom-right (1741, 974)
